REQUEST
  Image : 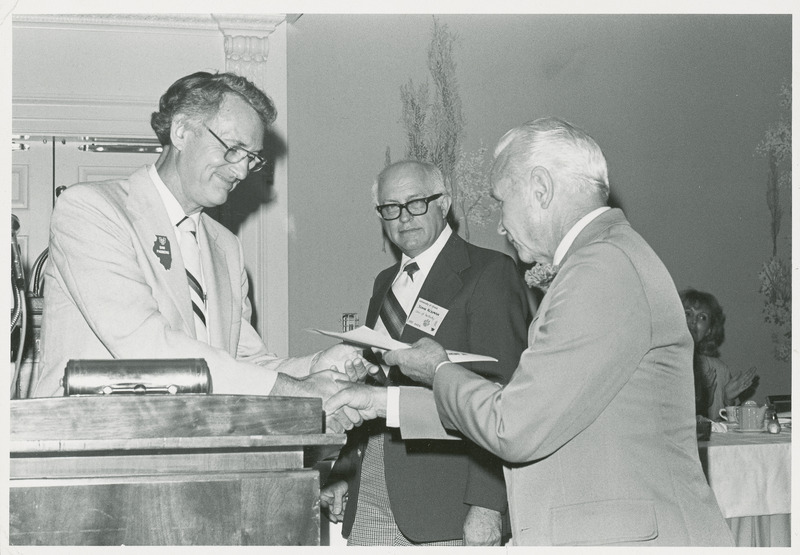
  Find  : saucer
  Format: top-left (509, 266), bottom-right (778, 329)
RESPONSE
top-left (732, 428), bottom-right (767, 433)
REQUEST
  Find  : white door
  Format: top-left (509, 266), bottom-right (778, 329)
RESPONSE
top-left (12, 136), bottom-right (160, 279)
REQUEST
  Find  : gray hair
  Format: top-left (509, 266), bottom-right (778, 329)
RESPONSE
top-left (151, 71), bottom-right (276, 146)
top-left (371, 160), bottom-right (448, 205)
top-left (492, 117), bottom-right (609, 201)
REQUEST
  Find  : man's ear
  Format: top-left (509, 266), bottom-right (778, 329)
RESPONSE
top-left (530, 166), bottom-right (555, 209)
top-left (170, 115), bottom-right (190, 152)
top-left (438, 193), bottom-right (453, 218)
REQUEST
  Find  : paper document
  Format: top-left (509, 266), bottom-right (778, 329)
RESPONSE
top-left (308, 325), bottom-right (498, 363)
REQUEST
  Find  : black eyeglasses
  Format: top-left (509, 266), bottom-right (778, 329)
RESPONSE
top-left (376, 193), bottom-right (443, 221)
top-left (204, 125), bottom-right (267, 173)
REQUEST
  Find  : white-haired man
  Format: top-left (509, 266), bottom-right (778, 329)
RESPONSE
top-left (329, 118), bottom-right (734, 546)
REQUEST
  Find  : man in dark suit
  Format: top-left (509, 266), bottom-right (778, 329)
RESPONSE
top-left (320, 160), bottom-right (529, 545)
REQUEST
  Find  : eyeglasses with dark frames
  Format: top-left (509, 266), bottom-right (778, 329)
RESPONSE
top-left (376, 193), bottom-right (444, 221)
top-left (204, 125), bottom-right (267, 173)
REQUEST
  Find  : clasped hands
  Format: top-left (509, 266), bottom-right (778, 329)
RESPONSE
top-left (317, 337), bottom-right (449, 433)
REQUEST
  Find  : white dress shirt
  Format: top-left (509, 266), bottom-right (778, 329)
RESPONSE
top-left (382, 225), bottom-right (453, 427)
top-left (552, 206), bottom-right (611, 266)
top-left (150, 165), bottom-right (209, 337)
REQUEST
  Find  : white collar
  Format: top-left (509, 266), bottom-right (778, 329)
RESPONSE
top-left (149, 165), bottom-right (199, 227)
top-left (552, 206), bottom-right (610, 266)
top-left (399, 224), bottom-right (452, 277)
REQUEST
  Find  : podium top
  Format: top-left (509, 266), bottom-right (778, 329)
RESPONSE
top-left (11, 395), bottom-right (345, 455)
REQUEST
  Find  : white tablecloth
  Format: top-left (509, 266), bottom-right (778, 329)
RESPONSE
top-left (698, 428), bottom-right (791, 547)
top-left (698, 428), bottom-right (791, 518)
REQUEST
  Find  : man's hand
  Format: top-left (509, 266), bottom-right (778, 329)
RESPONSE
top-left (382, 337), bottom-right (449, 387)
top-left (343, 357), bottom-right (380, 383)
top-left (325, 383), bottom-right (388, 422)
top-left (320, 480), bottom-right (349, 523)
top-left (270, 370), bottom-right (364, 433)
top-left (312, 343), bottom-right (379, 382)
top-left (463, 505), bottom-right (502, 546)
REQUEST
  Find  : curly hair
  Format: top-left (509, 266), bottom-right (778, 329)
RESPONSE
top-left (150, 71), bottom-right (276, 146)
top-left (679, 288), bottom-right (726, 357)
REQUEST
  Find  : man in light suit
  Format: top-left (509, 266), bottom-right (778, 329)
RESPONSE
top-left (35, 72), bottom-right (367, 431)
top-left (329, 118), bottom-right (735, 545)
top-left (320, 161), bottom-right (528, 545)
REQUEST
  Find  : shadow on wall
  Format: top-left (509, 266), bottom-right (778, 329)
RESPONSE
top-left (207, 127), bottom-right (287, 234)
top-left (608, 190), bottom-right (625, 213)
top-left (207, 128), bottom-right (287, 331)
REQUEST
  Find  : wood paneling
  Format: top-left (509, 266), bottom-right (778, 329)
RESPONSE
top-left (11, 395), bottom-right (323, 442)
top-left (11, 451), bottom-right (301, 479)
top-left (10, 471), bottom-right (320, 545)
top-left (9, 396), bottom-right (345, 546)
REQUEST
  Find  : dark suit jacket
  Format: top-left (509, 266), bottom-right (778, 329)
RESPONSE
top-left (330, 232), bottom-right (529, 542)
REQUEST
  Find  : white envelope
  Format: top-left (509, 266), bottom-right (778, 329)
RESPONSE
top-left (308, 326), bottom-right (498, 364)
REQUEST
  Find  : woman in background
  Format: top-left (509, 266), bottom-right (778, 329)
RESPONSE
top-left (680, 288), bottom-right (758, 420)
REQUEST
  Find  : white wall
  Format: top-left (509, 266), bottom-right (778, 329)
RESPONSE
top-left (10, 14), bottom-right (292, 352)
top-left (287, 14), bottom-right (792, 400)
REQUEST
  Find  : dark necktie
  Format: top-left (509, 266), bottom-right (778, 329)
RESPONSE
top-left (379, 262), bottom-right (419, 340)
top-left (358, 266), bottom-right (420, 524)
top-left (178, 216), bottom-right (207, 342)
top-left (375, 261), bottom-right (419, 385)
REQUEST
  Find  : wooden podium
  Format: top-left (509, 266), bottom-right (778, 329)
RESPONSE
top-left (9, 395), bottom-right (346, 546)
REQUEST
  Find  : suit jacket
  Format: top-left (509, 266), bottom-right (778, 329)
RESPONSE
top-left (407, 209), bottom-right (733, 545)
top-left (34, 166), bottom-right (312, 397)
top-left (331, 232), bottom-right (529, 542)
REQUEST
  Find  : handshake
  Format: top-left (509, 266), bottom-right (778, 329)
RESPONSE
top-left (304, 338), bottom-right (450, 434)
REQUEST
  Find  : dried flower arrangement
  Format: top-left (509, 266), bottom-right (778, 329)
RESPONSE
top-left (755, 83), bottom-right (791, 362)
top-left (390, 17), bottom-right (498, 241)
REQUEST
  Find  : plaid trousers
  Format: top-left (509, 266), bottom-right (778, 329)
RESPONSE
top-left (347, 432), bottom-right (463, 546)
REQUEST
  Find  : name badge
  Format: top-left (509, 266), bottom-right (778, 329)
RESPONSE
top-left (406, 298), bottom-right (448, 335)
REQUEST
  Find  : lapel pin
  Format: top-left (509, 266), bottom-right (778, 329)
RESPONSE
top-left (153, 235), bottom-right (172, 270)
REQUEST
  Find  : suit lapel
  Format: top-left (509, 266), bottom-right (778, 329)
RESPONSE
top-left (126, 166), bottom-right (195, 336)
top-left (560, 208), bottom-right (626, 267)
top-left (366, 263), bottom-right (400, 329)
top-left (416, 234), bottom-right (467, 307)
top-left (198, 216), bottom-right (232, 351)
top-left (532, 208), bottom-right (627, 332)
top-left (367, 233), bottom-right (469, 331)
top-left (401, 233), bottom-right (467, 342)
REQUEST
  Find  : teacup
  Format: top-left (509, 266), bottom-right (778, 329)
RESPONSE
top-left (719, 406), bottom-right (740, 425)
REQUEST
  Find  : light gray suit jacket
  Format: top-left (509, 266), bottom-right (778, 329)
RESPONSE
top-left (34, 166), bottom-right (312, 397)
top-left (401, 209), bottom-right (733, 546)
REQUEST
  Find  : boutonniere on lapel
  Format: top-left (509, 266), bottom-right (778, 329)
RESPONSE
top-left (152, 235), bottom-right (172, 270)
top-left (524, 262), bottom-right (559, 292)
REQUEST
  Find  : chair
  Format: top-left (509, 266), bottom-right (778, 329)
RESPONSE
top-left (766, 395), bottom-right (791, 413)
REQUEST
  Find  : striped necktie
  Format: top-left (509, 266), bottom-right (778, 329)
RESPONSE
top-left (379, 261), bottom-right (419, 340)
top-left (178, 216), bottom-right (208, 342)
top-left (365, 262), bottom-right (421, 387)
top-left (357, 261), bottom-right (422, 511)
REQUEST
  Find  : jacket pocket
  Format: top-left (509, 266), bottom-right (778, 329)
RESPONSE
top-left (550, 499), bottom-right (658, 545)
